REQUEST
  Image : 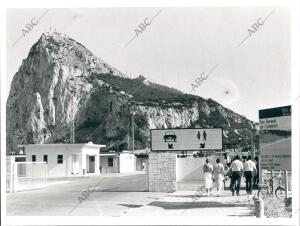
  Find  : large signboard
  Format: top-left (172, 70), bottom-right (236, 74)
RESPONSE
top-left (259, 106), bottom-right (291, 170)
top-left (151, 128), bottom-right (222, 151)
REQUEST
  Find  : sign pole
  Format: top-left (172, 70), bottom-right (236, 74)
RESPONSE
top-left (259, 156), bottom-right (262, 188)
top-left (270, 170), bottom-right (273, 195)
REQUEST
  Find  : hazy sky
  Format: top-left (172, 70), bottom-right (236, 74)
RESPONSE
top-left (6, 7), bottom-right (290, 121)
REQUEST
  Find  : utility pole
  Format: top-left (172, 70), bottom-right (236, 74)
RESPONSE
top-left (251, 133), bottom-right (254, 160)
top-left (132, 111), bottom-right (135, 152)
top-left (127, 132), bottom-right (130, 150)
top-left (72, 118), bottom-right (75, 144)
top-left (71, 115), bottom-right (75, 144)
top-left (246, 130), bottom-right (254, 160)
top-left (130, 104), bottom-right (136, 152)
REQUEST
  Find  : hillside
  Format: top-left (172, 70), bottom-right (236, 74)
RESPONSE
top-left (6, 32), bottom-right (256, 153)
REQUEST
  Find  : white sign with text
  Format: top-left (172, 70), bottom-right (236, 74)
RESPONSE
top-left (151, 128), bottom-right (222, 151)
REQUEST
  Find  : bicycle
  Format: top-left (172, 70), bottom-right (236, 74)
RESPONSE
top-left (257, 175), bottom-right (286, 200)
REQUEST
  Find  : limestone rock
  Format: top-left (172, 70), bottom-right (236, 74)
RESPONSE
top-left (6, 32), bottom-right (256, 153)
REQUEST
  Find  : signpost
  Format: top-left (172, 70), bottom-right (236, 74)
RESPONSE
top-left (150, 128), bottom-right (222, 151)
top-left (259, 105), bottom-right (291, 196)
top-left (259, 105), bottom-right (291, 171)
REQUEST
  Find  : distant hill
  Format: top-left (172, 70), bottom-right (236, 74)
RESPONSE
top-left (6, 32), bottom-right (256, 153)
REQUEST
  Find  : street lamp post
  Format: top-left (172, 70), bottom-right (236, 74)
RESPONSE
top-left (246, 130), bottom-right (254, 160)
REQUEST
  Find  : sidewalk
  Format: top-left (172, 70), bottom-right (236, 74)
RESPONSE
top-left (122, 189), bottom-right (255, 217)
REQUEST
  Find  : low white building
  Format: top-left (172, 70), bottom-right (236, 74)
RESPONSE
top-left (98, 149), bottom-right (149, 173)
top-left (20, 143), bottom-right (105, 177)
top-left (99, 153), bottom-right (120, 173)
top-left (119, 152), bottom-right (136, 173)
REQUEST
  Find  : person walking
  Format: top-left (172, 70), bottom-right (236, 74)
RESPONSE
top-left (244, 155), bottom-right (257, 194)
top-left (203, 158), bottom-right (213, 196)
top-left (213, 158), bottom-right (225, 196)
top-left (229, 155), bottom-right (243, 196)
top-left (223, 153), bottom-right (231, 168)
top-left (203, 131), bottom-right (207, 141)
top-left (223, 153), bottom-right (231, 190)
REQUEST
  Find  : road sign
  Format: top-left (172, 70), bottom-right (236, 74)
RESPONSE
top-left (259, 106), bottom-right (291, 170)
top-left (150, 128), bottom-right (222, 151)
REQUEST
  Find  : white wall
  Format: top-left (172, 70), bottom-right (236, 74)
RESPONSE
top-left (176, 157), bottom-right (217, 181)
top-left (119, 153), bottom-right (136, 173)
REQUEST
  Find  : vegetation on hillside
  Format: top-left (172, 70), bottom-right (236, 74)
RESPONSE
top-left (89, 73), bottom-right (204, 108)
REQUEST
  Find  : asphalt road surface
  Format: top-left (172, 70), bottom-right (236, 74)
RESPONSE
top-left (6, 172), bottom-right (167, 216)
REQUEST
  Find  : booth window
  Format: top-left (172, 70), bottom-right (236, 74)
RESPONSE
top-left (43, 155), bottom-right (48, 163)
top-left (32, 155), bottom-right (36, 162)
top-left (108, 157), bottom-right (113, 167)
top-left (57, 155), bottom-right (63, 164)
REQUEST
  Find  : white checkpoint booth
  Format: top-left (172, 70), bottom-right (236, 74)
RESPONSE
top-left (21, 143), bottom-right (106, 177)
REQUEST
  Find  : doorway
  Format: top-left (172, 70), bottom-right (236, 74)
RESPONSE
top-left (88, 155), bottom-right (95, 173)
top-left (72, 154), bottom-right (80, 174)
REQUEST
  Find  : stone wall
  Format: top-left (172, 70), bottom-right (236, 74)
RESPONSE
top-left (148, 152), bottom-right (176, 192)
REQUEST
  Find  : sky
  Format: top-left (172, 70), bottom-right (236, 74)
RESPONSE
top-left (6, 7), bottom-right (291, 122)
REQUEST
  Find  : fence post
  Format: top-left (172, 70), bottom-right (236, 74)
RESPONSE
top-left (13, 162), bottom-right (18, 193)
top-left (284, 170), bottom-right (288, 199)
top-left (254, 198), bottom-right (264, 218)
top-left (7, 156), bottom-right (14, 193)
top-left (45, 163), bottom-right (48, 186)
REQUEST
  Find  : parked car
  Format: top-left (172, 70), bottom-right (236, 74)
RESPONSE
top-left (164, 131), bottom-right (177, 142)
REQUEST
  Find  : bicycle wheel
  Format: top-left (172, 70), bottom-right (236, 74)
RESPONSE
top-left (200, 185), bottom-right (206, 193)
top-left (259, 187), bottom-right (268, 198)
top-left (275, 187), bottom-right (286, 200)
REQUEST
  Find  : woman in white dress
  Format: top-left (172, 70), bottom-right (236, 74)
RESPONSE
top-left (213, 158), bottom-right (225, 196)
top-left (203, 158), bottom-right (213, 196)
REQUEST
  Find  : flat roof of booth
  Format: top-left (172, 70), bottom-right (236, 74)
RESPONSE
top-left (19, 143), bottom-right (106, 149)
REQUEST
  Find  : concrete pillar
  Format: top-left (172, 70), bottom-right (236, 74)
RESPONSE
top-left (95, 154), bottom-right (100, 174)
top-left (148, 152), bottom-right (176, 192)
top-left (254, 198), bottom-right (264, 218)
top-left (284, 170), bottom-right (288, 199)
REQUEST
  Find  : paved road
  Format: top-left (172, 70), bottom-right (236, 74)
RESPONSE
top-left (7, 172), bottom-right (167, 216)
top-left (7, 172), bottom-right (255, 217)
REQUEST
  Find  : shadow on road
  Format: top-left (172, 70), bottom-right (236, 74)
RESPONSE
top-left (118, 204), bottom-right (144, 208)
top-left (147, 201), bottom-right (249, 210)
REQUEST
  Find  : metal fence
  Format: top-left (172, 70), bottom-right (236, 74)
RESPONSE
top-left (261, 170), bottom-right (292, 191)
top-left (13, 162), bottom-right (47, 192)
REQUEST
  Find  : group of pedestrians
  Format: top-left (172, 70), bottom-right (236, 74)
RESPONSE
top-left (229, 155), bottom-right (257, 196)
top-left (203, 158), bottom-right (225, 197)
top-left (202, 154), bottom-right (257, 197)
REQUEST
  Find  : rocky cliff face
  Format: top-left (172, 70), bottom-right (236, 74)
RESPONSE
top-left (6, 32), bottom-right (256, 153)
